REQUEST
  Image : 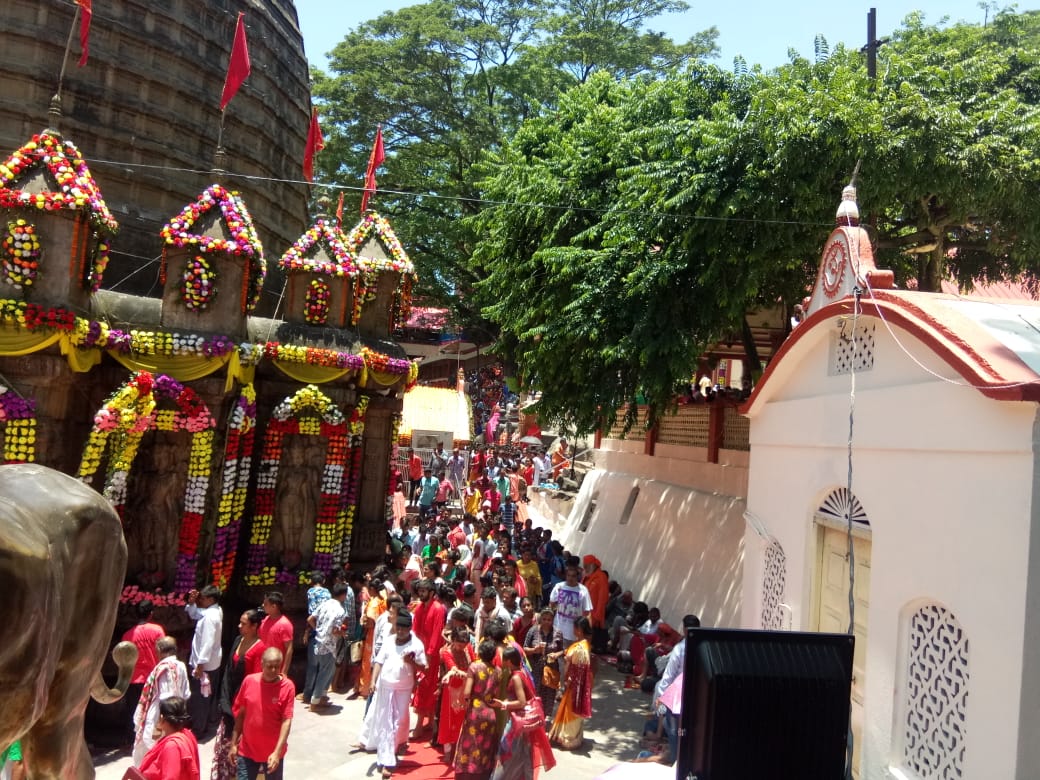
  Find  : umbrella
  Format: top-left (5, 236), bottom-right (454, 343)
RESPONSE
top-left (519, 435), bottom-right (542, 445)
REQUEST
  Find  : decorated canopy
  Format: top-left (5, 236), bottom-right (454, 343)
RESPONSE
top-left (160, 184), bottom-right (267, 311)
top-left (279, 217), bottom-right (359, 277)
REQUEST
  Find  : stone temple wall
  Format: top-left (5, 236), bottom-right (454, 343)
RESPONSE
top-left (0, 0), bottom-right (310, 317)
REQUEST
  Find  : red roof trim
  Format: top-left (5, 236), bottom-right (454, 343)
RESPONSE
top-left (742, 292), bottom-right (1040, 415)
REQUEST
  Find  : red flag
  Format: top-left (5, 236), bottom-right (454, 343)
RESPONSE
top-left (75, 0), bottom-right (92, 67)
top-left (220, 13), bottom-right (251, 111)
top-left (303, 109), bottom-right (325, 182)
top-left (360, 125), bottom-right (385, 213)
top-left (336, 192), bottom-right (345, 225)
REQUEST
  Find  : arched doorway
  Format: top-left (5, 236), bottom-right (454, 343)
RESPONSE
top-left (811, 487), bottom-right (870, 779)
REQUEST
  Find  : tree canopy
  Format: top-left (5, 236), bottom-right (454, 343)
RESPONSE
top-left (315, 6), bottom-right (1040, 434)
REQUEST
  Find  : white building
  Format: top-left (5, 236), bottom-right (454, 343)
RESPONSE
top-left (742, 187), bottom-right (1040, 779)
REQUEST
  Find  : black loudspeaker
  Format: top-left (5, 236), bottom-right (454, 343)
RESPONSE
top-left (677, 627), bottom-right (855, 780)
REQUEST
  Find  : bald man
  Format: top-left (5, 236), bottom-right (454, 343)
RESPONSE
top-left (231, 647), bottom-right (295, 780)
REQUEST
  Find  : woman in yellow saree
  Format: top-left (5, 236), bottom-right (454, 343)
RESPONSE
top-left (548, 616), bottom-right (594, 750)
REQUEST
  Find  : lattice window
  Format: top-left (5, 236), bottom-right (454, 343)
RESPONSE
top-left (830, 321), bottom-right (876, 375)
top-left (900, 604), bottom-right (969, 779)
top-left (721, 406), bottom-right (750, 451)
top-left (817, 487), bottom-right (869, 526)
top-left (760, 539), bottom-right (786, 630)
top-left (605, 405), bottom-right (647, 441)
top-left (656, 405), bottom-right (710, 447)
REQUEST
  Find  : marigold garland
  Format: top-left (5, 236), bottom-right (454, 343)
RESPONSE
top-left (182, 255), bottom-right (217, 311)
top-left (279, 218), bottom-right (359, 277)
top-left (2, 220), bottom-right (40, 290)
top-left (304, 279), bottom-right (331, 325)
top-left (210, 384), bottom-right (257, 590)
top-left (78, 371), bottom-right (216, 591)
top-left (0, 385), bottom-right (36, 463)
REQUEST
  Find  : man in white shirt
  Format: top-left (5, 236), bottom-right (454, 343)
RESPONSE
top-left (549, 563), bottom-right (592, 644)
top-left (357, 611), bottom-right (427, 777)
top-left (307, 583), bottom-right (352, 709)
top-left (185, 584), bottom-right (223, 738)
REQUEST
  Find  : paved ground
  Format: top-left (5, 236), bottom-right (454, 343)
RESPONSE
top-left (92, 660), bottom-right (657, 779)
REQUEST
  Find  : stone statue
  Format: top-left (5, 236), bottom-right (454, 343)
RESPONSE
top-left (0, 464), bottom-right (137, 779)
top-left (273, 439), bottom-right (321, 569)
top-left (125, 435), bottom-right (187, 587)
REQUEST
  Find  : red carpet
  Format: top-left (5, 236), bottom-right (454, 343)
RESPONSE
top-left (393, 742), bottom-right (455, 779)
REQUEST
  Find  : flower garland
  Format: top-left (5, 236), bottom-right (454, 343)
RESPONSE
top-left (0, 133), bottom-right (118, 231)
top-left (78, 372), bottom-right (215, 591)
top-left (210, 384), bottom-right (257, 590)
top-left (160, 184), bottom-right (267, 312)
top-left (245, 385), bottom-right (352, 586)
top-left (337, 396), bottom-right (369, 563)
top-left (182, 255), bottom-right (217, 311)
top-left (119, 584), bottom-right (187, 608)
top-left (0, 385), bottom-right (36, 463)
top-left (345, 212), bottom-right (414, 273)
top-left (262, 342), bottom-right (365, 371)
top-left (361, 346), bottom-right (412, 375)
top-left (2, 220), bottom-right (40, 290)
top-left (304, 279), bottom-right (331, 326)
top-left (384, 412), bottom-right (402, 525)
top-left (279, 218), bottom-right (358, 277)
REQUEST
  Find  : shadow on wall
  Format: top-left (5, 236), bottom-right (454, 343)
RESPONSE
top-left (557, 470), bottom-right (745, 629)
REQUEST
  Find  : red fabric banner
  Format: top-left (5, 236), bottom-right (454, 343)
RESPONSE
top-left (360, 125), bottom-right (385, 213)
top-left (75, 0), bottom-right (92, 67)
top-left (303, 109), bottom-right (325, 182)
top-left (336, 192), bottom-right (344, 225)
top-left (220, 13), bottom-right (251, 111)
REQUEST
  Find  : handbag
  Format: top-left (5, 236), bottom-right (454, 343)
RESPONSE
top-left (542, 663), bottom-right (560, 690)
top-left (511, 697), bottom-right (546, 735)
top-left (349, 639), bottom-right (364, 665)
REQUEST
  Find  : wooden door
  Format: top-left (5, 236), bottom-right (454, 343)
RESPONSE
top-left (813, 522), bottom-right (871, 779)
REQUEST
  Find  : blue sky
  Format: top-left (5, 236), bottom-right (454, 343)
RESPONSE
top-left (296, 0), bottom-right (1038, 71)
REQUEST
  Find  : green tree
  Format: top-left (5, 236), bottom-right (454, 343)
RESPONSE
top-left (472, 10), bottom-right (1040, 433)
top-left (311, 0), bottom-right (717, 323)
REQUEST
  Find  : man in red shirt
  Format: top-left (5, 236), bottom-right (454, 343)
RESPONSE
top-left (121, 599), bottom-right (164, 742)
top-left (409, 579), bottom-right (446, 738)
top-left (231, 647), bottom-right (295, 780)
top-left (259, 592), bottom-right (294, 676)
top-left (407, 448), bottom-right (423, 505)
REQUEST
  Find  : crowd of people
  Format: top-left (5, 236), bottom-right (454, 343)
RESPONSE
top-left (99, 487), bottom-right (694, 780)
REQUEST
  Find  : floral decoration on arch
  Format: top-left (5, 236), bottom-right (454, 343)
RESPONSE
top-left (0, 385), bottom-right (36, 463)
top-left (245, 385), bottom-right (366, 586)
top-left (77, 371), bottom-right (216, 592)
top-left (210, 384), bottom-right (257, 591)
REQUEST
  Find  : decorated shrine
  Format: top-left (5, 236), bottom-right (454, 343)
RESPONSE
top-left (0, 127), bottom-right (419, 606)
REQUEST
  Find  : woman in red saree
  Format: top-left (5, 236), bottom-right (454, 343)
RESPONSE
top-left (437, 627), bottom-right (476, 764)
top-left (548, 617), bottom-right (594, 750)
top-left (491, 646), bottom-right (556, 780)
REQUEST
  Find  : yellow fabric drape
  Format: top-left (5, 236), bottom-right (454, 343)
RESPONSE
top-left (59, 335), bottom-right (102, 372)
top-left (224, 350), bottom-right (256, 393)
top-left (273, 360), bottom-right (352, 384)
top-left (367, 368), bottom-right (405, 386)
top-left (108, 351), bottom-right (231, 382)
top-left (0, 329), bottom-right (61, 355)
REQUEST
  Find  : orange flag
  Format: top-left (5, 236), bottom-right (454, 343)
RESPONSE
top-left (360, 125), bottom-right (385, 213)
top-left (336, 192), bottom-right (345, 225)
top-left (303, 109), bottom-right (324, 182)
top-left (220, 13), bottom-right (251, 111)
top-left (75, 0), bottom-right (92, 67)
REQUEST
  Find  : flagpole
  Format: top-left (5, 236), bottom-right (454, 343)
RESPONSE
top-left (53, 6), bottom-right (81, 112)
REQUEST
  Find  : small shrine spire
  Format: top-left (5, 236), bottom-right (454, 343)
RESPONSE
top-left (836, 183), bottom-right (859, 226)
